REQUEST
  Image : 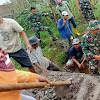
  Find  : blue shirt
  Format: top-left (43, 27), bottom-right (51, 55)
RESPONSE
top-left (69, 46), bottom-right (84, 59)
top-left (57, 18), bottom-right (73, 39)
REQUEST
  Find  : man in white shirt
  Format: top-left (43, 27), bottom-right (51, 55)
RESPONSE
top-left (0, 17), bottom-right (35, 73)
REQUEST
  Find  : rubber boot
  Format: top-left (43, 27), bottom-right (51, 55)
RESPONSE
top-left (74, 28), bottom-right (80, 36)
top-left (71, 36), bottom-right (74, 39)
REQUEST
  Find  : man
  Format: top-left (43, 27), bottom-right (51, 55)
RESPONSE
top-left (66, 38), bottom-right (86, 70)
top-left (28, 36), bottom-right (60, 73)
top-left (55, 0), bottom-right (80, 36)
top-left (82, 20), bottom-right (100, 75)
top-left (0, 17), bottom-right (35, 73)
top-left (25, 7), bottom-right (57, 48)
top-left (57, 11), bottom-right (73, 51)
top-left (0, 48), bottom-right (50, 100)
top-left (76, 0), bottom-right (95, 23)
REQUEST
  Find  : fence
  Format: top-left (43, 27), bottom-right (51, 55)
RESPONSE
top-left (67, 0), bottom-right (98, 19)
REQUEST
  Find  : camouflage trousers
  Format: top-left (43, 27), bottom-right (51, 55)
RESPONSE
top-left (88, 59), bottom-right (99, 74)
top-left (33, 26), bottom-right (54, 39)
top-left (79, 1), bottom-right (95, 23)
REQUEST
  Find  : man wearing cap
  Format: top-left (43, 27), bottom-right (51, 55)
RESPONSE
top-left (82, 20), bottom-right (100, 75)
top-left (25, 7), bottom-right (57, 48)
top-left (66, 38), bottom-right (86, 70)
top-left (57, 11), bottom-right (74, 51)
top-left (27, 36), bottom-right (60, 73)
top-left (76, 0), bottom-right (95, 23)
top-left (0, 17), bottom-right (36, 73)
top-left (55, 0), bottom-right (80, 36)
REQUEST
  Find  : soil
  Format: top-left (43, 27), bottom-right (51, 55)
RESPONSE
top-left (21, 71), bottom-right (100, 100)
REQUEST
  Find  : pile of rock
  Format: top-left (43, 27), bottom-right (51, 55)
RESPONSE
top-left (21, 71), bottom-right (100, 100)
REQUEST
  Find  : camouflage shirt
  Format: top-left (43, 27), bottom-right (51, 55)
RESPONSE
top-left (82, 31), bottom-right (100, 60)
top-left (25, 12), bottom-right (51, 28)
top-left (79, 0), bottom-right (89, 3)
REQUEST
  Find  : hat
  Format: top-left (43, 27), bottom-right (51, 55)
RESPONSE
top-left (89, 20), bottom-right (99, 30)
top-left (30, 7), bottom-right (36, 10)
top-left (55, 0), bottom-right (61, 4)
top-left (62, 11), bottom-right (69, 16)
top-left (72, 38), bottom-right (80, 45)
top-left (29, 36), bottom-right (40, 46)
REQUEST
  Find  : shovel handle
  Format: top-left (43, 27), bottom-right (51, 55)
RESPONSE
top-left (0, 81), bottom-right (71, 92)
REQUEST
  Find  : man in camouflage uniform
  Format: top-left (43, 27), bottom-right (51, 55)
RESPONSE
top-left (25, 7), bottom-right (57, 48)
top-left (82, 20), bottom-right (100, 75)
top-left (76, 0), bottom-right (95, 23)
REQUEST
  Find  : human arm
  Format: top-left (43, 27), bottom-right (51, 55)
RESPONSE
top-left (34, 62), bottom-right (48, 72)
top-left (90, 0), bottom-right (95, 7)
top-left (57, 19), bottom-right (66, 31)
top-left (72, 56), bottom-right (81, 68)
top-left (19, 31), bottom-right (32, 52)
top-left (76, 0), bottom-right (81, 11)
top-left (25, 15), bottom-right (33, 27)
top-left (41, 12), bottom-right (52, 16)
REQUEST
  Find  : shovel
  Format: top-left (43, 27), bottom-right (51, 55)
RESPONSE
top-left (0, 80), bottom-right (71, 92)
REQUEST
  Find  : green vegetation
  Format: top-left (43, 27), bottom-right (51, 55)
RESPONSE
top-left (10, 0), bottom-right (99, 71)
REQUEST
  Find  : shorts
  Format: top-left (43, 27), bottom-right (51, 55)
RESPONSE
top-left (8, 48), bottom-right (33, 68)
top-left (66, 54), bottom-right (85, 66)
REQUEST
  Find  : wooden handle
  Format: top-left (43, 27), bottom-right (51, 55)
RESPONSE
top-left (0, 81), bottom-right (71, 92)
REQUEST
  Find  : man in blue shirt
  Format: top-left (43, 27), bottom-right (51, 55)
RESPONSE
top-left (66, 38), bottom-right (86, 69)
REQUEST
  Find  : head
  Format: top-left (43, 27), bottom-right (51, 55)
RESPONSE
top-left (72, 38), bottom-right (81, 49)
top-left (89, 20), bottom-right (100, 35)
top-left (62, 11), bottom-right (68, 20)
top-left (29, 36), bottom-right (40, 49)
top-left (55, 0), bottom-right (62, 5)
top-left (30, 7), bottom-right (37, 15)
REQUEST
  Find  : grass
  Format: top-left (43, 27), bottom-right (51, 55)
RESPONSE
top-left (11, 3), bottom-right (100, 71)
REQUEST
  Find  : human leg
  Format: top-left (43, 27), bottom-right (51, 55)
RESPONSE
top-left (40, 26), bottom-right (57, 41)
top-left (88, 59), bottom-right (99, 75)
top-left (66, 59), bottom-right (74, 68)
top-left (8, 48), bottom-right (36, 73)
top-left (80, 3), bottom-right (90, 23)
top-left (69, 17), bottom-right (80, 36)
top-left (87, 1), bottom-right (95, 20)
top-left (33, 27), bottom-right (44, 48)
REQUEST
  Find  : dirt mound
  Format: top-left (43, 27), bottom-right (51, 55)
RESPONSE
top-left (21, 71), bottom-right (100, 100)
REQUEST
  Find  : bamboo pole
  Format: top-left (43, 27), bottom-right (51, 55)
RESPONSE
top-left (0, 81), bottom-right (71, 92)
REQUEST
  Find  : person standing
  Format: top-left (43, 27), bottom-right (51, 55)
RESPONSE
top-left (57, 11), bottom-right (73, 51)
top-left (76, 0), bottom-right (95, 23)
top-left (0, 17), bottom-right (36, 73)
top-left (25, 7), bottom-right (57, 48)
top-left (55, 0), bottom-right (80, 36)
top-left (82, 20), bottom-right (100, 75)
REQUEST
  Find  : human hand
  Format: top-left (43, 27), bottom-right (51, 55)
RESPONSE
top-left (78, 6), bottom-right (81, 11)
top-left (0, 48), bottom-right (7, 56)
top-left (78, 64), bottom-right (82, 69)
top-left (41, 68), bottom-right (49, 73)
top-left (36, 75), bottom-right (51, 84)
top-left (93, 55), bottom-right (100, 60)
top-left (27, 44), bottom-right (32, 53)
top-left (63, 20), bottom-right (66, 25)
top-left (81, 62), bottom-right (85, 68)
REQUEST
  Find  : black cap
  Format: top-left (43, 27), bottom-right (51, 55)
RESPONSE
top-left (30, 7), bottom-right (36, 10)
